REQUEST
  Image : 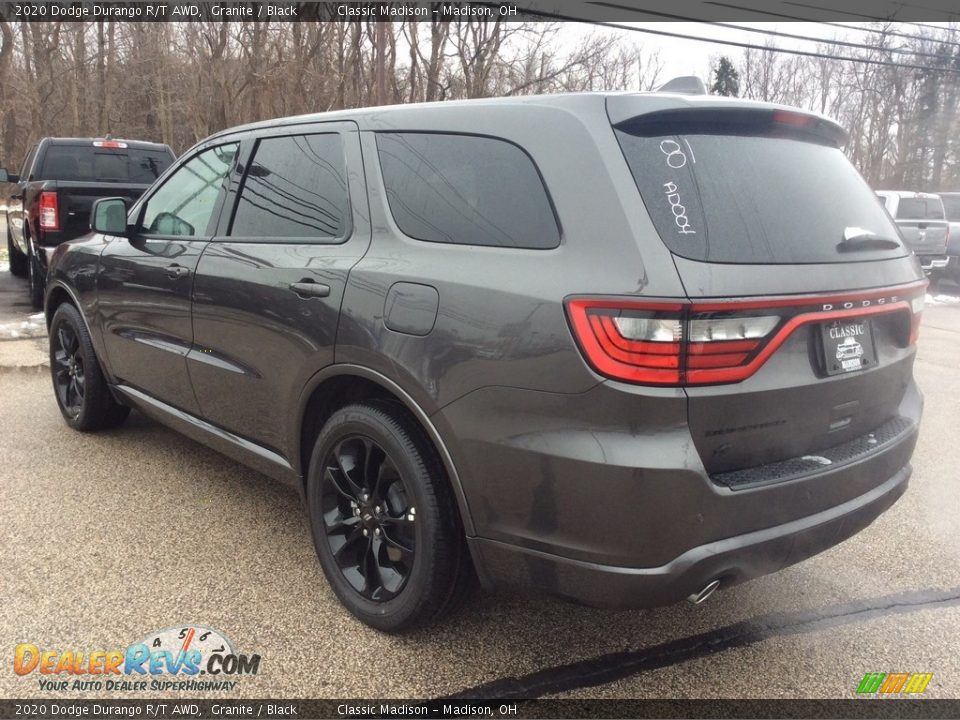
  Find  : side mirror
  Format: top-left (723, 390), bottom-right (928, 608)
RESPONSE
top-left (150, 211), bottom-right (195, 237)
top-left (0, 168), bottom-right (19, 183)
top-left (91, 197), bottom-right (129, 235)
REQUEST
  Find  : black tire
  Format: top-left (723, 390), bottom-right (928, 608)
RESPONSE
top-left (7, 224), bottom-right (28, 277)
top-left (49, 303), bottom-right (130, 432)
top-left (27, 243), bottom-right (44, 310)
top-left (307, 400), bottom-right (471, 632)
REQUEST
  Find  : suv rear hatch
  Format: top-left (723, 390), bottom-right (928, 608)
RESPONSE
top-left (596, 98), bottom-right (925, 483)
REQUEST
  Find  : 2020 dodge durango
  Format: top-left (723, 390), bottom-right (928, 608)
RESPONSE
top-left (43, 92), bottom-right (925, 631)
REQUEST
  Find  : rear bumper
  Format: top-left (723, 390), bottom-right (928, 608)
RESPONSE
top-left (440, 375), bottom-right (921, 608)
top-left (468, 464), bottom-right (909, 608)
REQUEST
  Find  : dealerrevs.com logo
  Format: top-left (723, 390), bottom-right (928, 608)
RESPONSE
top-left (13, 625), bottom-right (261, 693)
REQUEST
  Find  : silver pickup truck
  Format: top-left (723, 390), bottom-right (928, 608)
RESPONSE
top-left (938, 192), bottom-right (960, 282)
top-left (876, 190), bottom-right (949, 273)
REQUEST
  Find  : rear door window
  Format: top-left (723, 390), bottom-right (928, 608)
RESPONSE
top-left (896, 197), bottom-right (945, 220)
top-left (229, 133), bottom-right (350, 241)
top-left (376, 132), bottom-right (560, 249)
top-left (614, 115), bottom-right (907, 264)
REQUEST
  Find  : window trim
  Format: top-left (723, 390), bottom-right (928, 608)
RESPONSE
top-left (373, 130), bottom-right (563, 250)
top-left (131, 141), bottom-right (240, 241)
top-left (224, 130), bottom-right (353, 246)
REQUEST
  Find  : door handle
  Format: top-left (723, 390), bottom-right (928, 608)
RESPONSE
top-left (166, 264), bottom-right (190, 280)
top-left (290, 281), bottom-right (331, 298)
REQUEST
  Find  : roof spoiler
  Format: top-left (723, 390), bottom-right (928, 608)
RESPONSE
top-left (656, 76), bottom-right (707, 95)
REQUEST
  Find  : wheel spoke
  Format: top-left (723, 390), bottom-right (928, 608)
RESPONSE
top-left (370, 535), bottom-right (405, 597)
top-left (324, 466), bottom-right (358, 502)
top-left (379, 525), bottom-right (414, 564)
top-left (67, 377), bottom-right (80, 408)
top-left (57, 328), bottom-right (71, 354)
top-left (323, 507), bottom-right (361, 536)
top-left (334, 441), bottom-right (368, 498)
top-left (362, 439), bottom-right (384, 497)
top-left (332, 526), bottom-right (366, 569)
top-left (373, 455), bottom-right (400, 503)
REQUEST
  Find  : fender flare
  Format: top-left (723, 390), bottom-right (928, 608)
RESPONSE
top-left (295, 363), bottom-right (476, 536)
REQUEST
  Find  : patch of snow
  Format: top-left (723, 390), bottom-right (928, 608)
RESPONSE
top-left (0, 312), bottom-right (46, 340)
top-left (926, 293), bottom-right (960, 306)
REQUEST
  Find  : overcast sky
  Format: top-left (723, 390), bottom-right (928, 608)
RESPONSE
top-left (558, 21), bottom-right (957, 84)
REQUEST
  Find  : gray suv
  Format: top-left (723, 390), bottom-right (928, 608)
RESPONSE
top-left (44, 91), bottom-right (925, 631)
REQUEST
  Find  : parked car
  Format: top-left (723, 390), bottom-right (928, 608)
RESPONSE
top-left (44, 90), bottom-right (925, 631)
top-left (1, 137), bottom-right (176, 308)
top-left (937, 191), bottom-right (960, 282)
top-left (875, 190), bottom-right (950, 274)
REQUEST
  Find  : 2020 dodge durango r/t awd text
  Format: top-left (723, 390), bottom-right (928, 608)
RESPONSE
top-left (44, 92), bottom-right (925, 631)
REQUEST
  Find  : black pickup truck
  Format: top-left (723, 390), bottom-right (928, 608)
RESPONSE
top-left (2, 137), bottom-right (176, 308)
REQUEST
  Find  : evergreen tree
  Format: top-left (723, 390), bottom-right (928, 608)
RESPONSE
top-left (711, 56), bottom-right (741, 97)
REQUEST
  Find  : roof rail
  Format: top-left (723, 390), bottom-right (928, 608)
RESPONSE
top-left (657, 76), bottom-right (708, 95)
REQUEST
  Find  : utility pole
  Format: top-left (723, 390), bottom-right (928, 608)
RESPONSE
top-left (375, 18), bottom-right (386, 105)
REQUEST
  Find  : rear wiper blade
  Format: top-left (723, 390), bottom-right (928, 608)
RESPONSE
top-left (837, 227), bottom-right (901, 252)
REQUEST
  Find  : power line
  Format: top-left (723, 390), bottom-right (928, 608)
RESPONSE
top-left (519, 7), bottom-right (960, 73)
top-left (825, 21), bottom-right (960, 48)
top-left (590, 2), bottom-right (959, 62)
top-left (785, 1), bottom-right (958, 28)
top-left (704, 2), bottom-right (960, 50)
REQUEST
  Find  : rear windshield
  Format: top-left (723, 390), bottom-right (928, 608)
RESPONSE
top-left (37, 145), bottom-right (173, 184)
top-left (614, 122), bottom-right (906, 264)
top-left (897, 197), bottom-right (946, 220)
top-left (942, 195), bottom-right (960, 222)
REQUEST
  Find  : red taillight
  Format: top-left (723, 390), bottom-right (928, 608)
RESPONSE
top-left (566, 283), bottom-right (926, 387)
top-left (39, 191), bottom-right (59, 231)
top-left (93, 140), bottom-right (127, 149)
top-left (909, 294), bottom-right (925, 345)
top-left (567, 300), bottom-right (684, 385)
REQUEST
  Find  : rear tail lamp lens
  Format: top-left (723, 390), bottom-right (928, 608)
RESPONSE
top-left (39, 191), bottom-right (59, 231)
top-left (567, 285), bottom-right (924, 387)
top-left (909, 294), bottom-right (925, 345)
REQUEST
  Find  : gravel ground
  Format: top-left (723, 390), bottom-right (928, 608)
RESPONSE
top-left (0, 266), bottom-right (959, 701)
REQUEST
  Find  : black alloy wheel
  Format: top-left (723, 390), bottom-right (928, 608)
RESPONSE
top-left (48, 303), bottom-right (130, 432)
top-left (53, 322), bottom-right (85, 419)
top-left (307, 401), bottom-right (472, 632)
top-left (320, 435), bottom-right (416, 601)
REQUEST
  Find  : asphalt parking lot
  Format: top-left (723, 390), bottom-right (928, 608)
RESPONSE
top-left (1, 254), bottom-right (960, 701)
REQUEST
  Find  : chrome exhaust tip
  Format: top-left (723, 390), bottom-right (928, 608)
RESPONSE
top-left (688, 579), bottom-right (721, 605)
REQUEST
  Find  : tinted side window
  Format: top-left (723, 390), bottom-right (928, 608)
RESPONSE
top-left (141, 144), bottom-right (238, 237)
top-left (230, 134), bottom-right (349, 241)
top-left (376, 132), bottom-right (559, 249)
